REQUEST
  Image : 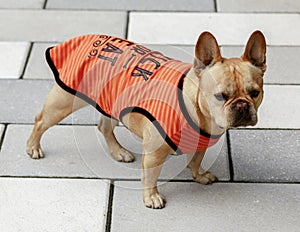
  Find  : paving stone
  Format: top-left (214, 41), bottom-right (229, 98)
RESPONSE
top-left (217, 0), bottom-right (300, 12)
top-left (0, 80), bottom-right (51, 124)
top-left (0, 125), bottom-right (100, 177)
top-left (128, 13), bottom-right (300, 46)
top-left (147, 44), bottom-right (194, 63)
top-left (0, 177), bottom-right (109, 231)
top-left (46, 0), bottom-right (215, 12)
top-left (23, 42), bottom-right (57, 79)
top-left (112, 182), bottom-right (300, 232)
top-left (0, 79), bottom-right (99, 124)
top-left (0, 10), bottom-right (127, 42)
top-left (0, 0), bottom-right (45, 9)
top-left (256, 85), bottom-right (300, 129)
top-left (0, 125), bottom-right (229, 181)
top-left (221, 46), bottom-right (300, 84)
top-left (0, 42), bottom-right (30, 79)
top-left (229, 129), bottom-right (300, 182)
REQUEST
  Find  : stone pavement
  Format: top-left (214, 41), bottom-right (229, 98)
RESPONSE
top-left (0, 0), bottom-right (299, 231)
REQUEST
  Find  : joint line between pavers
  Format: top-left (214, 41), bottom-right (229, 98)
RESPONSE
top-left (264, 83), bottom-right (300, 86)
top-left (226, 130), bottom-right (235, 181)
top-left (42, 0), bottom-right (48, 9)
top-left (0, 124), bottom-right (8, 152)
top-left (213, 0), bottom-right (218, 12)
top-left (105, 182), bottom-right (115, 232)
top-left (19, 42), bottom-right (33, 80)
top-left (229, 128), bottom-right (300, 132)
top-left (125, 11), bottom-right (130, 40)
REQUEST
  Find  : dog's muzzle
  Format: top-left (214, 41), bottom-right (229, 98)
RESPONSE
top-left (230, 100), bottom-right (257, 127)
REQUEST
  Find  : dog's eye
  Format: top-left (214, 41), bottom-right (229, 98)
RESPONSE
top-left (214, 93), bottom-right (228, 101)
top-left (250, 90), bottom-right (260, 98)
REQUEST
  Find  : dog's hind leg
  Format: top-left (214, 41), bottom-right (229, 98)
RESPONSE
top-left (26, 83), bottom-right (88, 159)
top-left (97, 116), bottom-right (135, 162)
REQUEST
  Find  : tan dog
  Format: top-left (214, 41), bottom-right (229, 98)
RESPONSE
top-left (26, 31), bottom-right (266, 209)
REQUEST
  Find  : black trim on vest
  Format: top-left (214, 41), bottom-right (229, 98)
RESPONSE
top-left (119, 107), bottom-right (183, 155)
top-left (45, 47), bottom-right (114, 120)
top-left (177, 71), bottom-right (224, 139)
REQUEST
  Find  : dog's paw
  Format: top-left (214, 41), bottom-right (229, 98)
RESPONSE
top-left (112, 148), bottom-right (135, 163)
top-left (144, 193), bottom-right (166, 209)
top-left (194, 171), bottom-right (218, 185)
top-left (26, 147), bottom-right (44, 159)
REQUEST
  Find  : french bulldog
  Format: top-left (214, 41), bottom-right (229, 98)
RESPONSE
top-left (26, 31), bottom-right (266, 209)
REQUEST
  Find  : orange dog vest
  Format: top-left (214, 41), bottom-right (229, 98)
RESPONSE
top-left (46, 35), bottom-right (222, 155)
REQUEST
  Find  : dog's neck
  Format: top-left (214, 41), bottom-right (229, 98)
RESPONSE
top-left (182, 69), bottom-right (225, 136)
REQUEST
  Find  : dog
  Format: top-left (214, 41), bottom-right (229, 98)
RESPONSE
top-left (26, 31), bottom-right (266, 209)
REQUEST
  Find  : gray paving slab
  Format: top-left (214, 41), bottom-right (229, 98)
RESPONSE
top-left (0, 0), bottom-right (45, 9)
top-left (0, 79), bottom-right (99, 124)
top-left (0, 10), bottom-right (127, 42)
top-left (0, 177), bottom-right (109, 231)
top-left (0, 80), bottom-right (53, 124)
top-left (112, 182), bottom-right (300, 232)
top-left (46, 0), bottom-right (215, 12)
top-left (0, 42), bottom-right (30, 79)
top-left (128, 13), bottom-right (300, 46)
top-left (229, 129), bottom-right (300, 182)
top-left (23, 42), bottom-right (57, 79)
top-left (0, 125), bottom-right (229, 181)
top-left (221, 46), bottom-right (300, 85)
top-left (256, 85), bottom-right (300, 129)
top-left (0, 125), bottom-right (98, 177)
top-left (217, 0), bottom-right (300, 13)
top-left (147, 44), bottom-right (194, 63)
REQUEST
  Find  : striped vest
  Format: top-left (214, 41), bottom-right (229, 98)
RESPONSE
top-left (46, 34), bottom-right (222, 155)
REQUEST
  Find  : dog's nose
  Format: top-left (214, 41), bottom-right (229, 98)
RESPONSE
top-left (231, 100), bottom-right (252, 127)
top-left (235, 100), bottom-right (249, 112)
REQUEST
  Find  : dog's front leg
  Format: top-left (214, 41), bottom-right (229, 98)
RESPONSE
top-left (188, 150), bottom-right (218, 185)
top-left (141, 124), bottom-right (172, 209)
top-left (142, 152), bottom-right (168, 209)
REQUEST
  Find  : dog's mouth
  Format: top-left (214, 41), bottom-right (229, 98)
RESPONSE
top-left (231, 120), bottom-right (257, 128)
top-left (215, 112), bottom-right (258, 130)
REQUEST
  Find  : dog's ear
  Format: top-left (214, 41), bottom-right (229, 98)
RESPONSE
top-left (242, 30), bottom-right (266, 72)
top-left (194, 32), bottom-right (222, 75)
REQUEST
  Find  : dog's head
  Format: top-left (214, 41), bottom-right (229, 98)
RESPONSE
top-left (193, 31), bottom-right (266, 129)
